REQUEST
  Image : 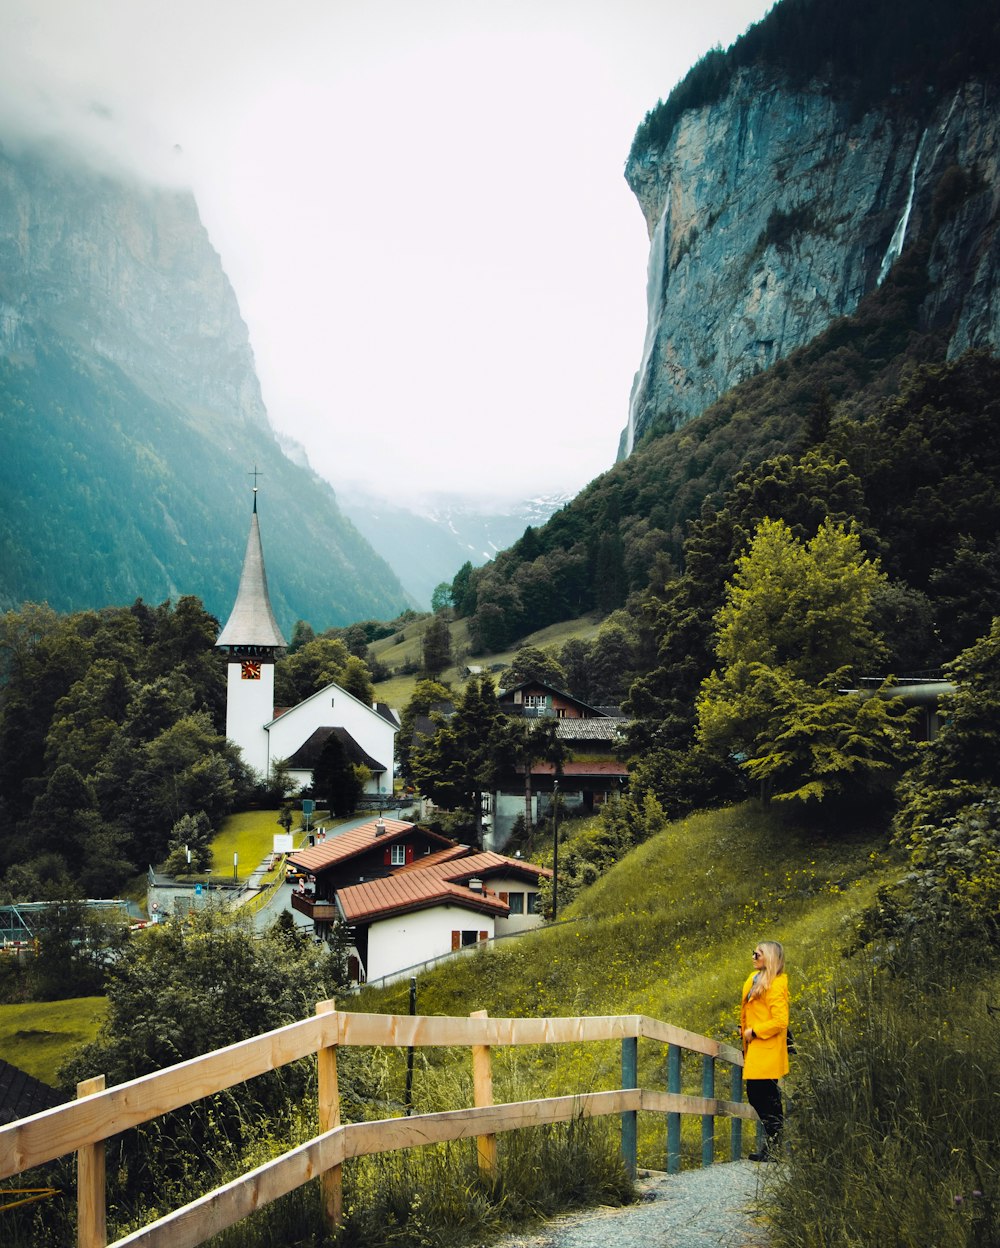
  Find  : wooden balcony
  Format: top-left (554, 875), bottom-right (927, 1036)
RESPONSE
top-left (290, 892), bottom-right (339, 923)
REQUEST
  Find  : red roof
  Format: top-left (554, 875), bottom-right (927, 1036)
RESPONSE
top-left (338, 874), bottom-right (509, 923)
top-left (337, 850), bottom-right (550, 924)
top-left (288, 818), bottom-right (456, 874)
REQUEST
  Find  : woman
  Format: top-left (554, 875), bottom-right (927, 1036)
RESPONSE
top-left (740, 939), bottom-right (789, 1161)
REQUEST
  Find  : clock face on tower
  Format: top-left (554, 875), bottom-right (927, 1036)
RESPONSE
top-left (241, 660), bottom-right (262, 681)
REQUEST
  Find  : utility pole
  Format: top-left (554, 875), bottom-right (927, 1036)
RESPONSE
top-left (551, 779), bottom-right (559, 921)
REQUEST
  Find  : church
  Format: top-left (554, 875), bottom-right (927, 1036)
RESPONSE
top-left (215, 491), bottom-right (398, 797)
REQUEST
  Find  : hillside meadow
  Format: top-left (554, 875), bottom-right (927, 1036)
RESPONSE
top-left (369, 613), bottom-right (605, 707)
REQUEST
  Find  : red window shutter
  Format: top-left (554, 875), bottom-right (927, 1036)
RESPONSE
top-left (405, 844), bottom-right (414, 863)
top-left (479, 931), bottom-right (487, 942)
top-left (383, 847), bottom-right (391, 866)
top-left (451, 930), bottom-right (460, 951)
top-left (499, 892), bottom-right (509, 904)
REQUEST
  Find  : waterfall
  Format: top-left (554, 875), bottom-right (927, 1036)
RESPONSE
top-left (625, 202), bottom-right (670, 458)
top-left (877, 129), bottom-right (928, 286)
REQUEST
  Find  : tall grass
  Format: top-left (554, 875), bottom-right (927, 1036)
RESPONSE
top-left (767, 962), bottom-right (1000, 1247)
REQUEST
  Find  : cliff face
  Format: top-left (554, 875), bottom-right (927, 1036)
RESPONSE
top-left (622, 74), bottom-right (1000, 454)
top-left (0, 145), bottom-right (267, 434)
top-left (0, 140), bottom-right (411, 627)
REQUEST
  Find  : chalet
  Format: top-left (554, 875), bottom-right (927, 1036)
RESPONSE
top-left (498, 680), bottom-right (605, 720)
top-left (489, 681), bottom-right (631, 848)
top-left (336, 850), bottom-right (550, 984)
top-left (285, 816), bottom-right (549, 984)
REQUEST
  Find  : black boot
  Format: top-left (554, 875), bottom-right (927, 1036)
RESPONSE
top-left (749, 1131), bottom-right (781, 1162)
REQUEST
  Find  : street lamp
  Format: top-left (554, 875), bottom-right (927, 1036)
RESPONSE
top-left (551, 779), bottom-right (559, 921)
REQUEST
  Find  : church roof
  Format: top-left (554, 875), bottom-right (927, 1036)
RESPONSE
top-left (284, 726), bottom-right (387, 774)
top-left (217, 501), bottom-right (287, 649)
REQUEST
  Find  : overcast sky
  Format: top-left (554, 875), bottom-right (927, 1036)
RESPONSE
top-left (1, 0), bottom-right (774, 506)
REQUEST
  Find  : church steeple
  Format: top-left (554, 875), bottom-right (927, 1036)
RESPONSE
top-left (218, 483), bottom-right (286, 779)
top-left (217, 489), bottom-right (287, 651)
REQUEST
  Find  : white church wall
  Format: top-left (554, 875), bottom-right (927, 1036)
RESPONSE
top-left (266, 682), bottom-right (397, 795)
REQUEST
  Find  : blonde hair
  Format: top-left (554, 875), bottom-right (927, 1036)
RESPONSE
top-left (748, 940), bottom-right (785, 1000)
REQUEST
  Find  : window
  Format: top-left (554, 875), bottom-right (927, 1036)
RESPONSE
top-left (390, 844), bottom-right (406, 865)
top-left (527, 892), bottom-right (540, 914)
top-left (507, 891), bottom-right (524, 914)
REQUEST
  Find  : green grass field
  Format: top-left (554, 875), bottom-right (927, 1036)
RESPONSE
top-left (0, 996), bottom-right (108, 1086)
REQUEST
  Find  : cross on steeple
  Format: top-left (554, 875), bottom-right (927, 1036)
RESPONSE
top-left (248, 465), bottom-right (263, 511)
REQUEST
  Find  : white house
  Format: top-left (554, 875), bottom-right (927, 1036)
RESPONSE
top-left (331, 847), bottom-right (550, 985)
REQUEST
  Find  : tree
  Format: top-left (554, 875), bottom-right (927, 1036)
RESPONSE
top-left (498, 645), bottom-right (567, 691)
top-left (339, 654), bottom-right (375, 704)
top-left (312, 733), bottom-right (362, 817)
top-left (59, 909), bottom-right (347, 1204)
top-left (396, 679), bottom-right (452, 781)
top-left (430, 582), bottom-right (452, 613)
top-left (410, 675), bottom-right (508, 844)
top-left (422, 615), bottom-right (452, 678)
top-left (695, 518), bottom-right (914, 805)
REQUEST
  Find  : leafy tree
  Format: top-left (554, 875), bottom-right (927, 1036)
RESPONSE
top-left (339, 654), bottom-right (376, 705)
top-left (430, 582), bottom-right (452, 613)
top-left (695, 518), bottom-right (914, 805)
top-left (498, 645), bottom-right (567, 691)
top-left (273, 636), bottom-right (352, 705)
top-left (59, 908), bottom-right (347, 1203)
top-left (422, 615), bottom-right (452, 678)
top-left (894, 618), bottom-right (1000, 844)
top-left (287, 619), bottom-right (316, 653)
top-left (508, 717), bottom-right (565, 837)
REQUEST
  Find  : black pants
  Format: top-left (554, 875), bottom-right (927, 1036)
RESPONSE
top-left (745, 1078), bottom-right (783, 1143)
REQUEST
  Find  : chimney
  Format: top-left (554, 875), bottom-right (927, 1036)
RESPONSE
top-left (468, 877), bottom-right (483, 892)
top-left (375, 817), bottom-right (387, 836)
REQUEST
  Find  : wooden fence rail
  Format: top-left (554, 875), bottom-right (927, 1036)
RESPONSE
top-left (0, 1003), bottom-right (755, 1248)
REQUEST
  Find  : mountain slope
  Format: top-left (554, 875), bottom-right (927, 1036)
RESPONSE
top-left (0, 140), bottom-right (412, 631)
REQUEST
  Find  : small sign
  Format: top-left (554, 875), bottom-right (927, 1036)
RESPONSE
top-left (274, 833), bottom-right (294, 853)
top-left (302, 799), bottom-right (315, 815)
top-left (194, 883), bottom-right (203, 896)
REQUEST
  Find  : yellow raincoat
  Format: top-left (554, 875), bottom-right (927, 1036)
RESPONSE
top-left (740, 970), bottom-right (790, 1080)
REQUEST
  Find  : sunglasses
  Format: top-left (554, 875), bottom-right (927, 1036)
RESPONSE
top-left (752, 949), bottom-right (763, 958)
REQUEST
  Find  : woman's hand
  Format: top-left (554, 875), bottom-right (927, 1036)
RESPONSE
top-left (743, 1027), bottom-right (755, 1042)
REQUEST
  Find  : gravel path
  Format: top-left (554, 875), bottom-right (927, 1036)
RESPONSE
top-left (489, 1163), bottom-right (775, 1248)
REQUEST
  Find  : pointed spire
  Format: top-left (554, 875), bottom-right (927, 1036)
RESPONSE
top-left (217, 499), bottom-right (287, 650)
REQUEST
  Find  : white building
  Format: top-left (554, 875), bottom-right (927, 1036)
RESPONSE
top-left (216, 493), bottom-right (397, 793)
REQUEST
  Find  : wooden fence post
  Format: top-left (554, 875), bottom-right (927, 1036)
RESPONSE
top-left (700, 1055), bottom-right (715, 1167)
top-left (316, 999), bottom-right (342, 1231)
top-left (666, 1044), bottom-right (681, 1174)
top-left (470, 1009), bottom-right (497, 1182)
top-left (730, 1062), bottom-right (743, 1160)
top-left (76, 1074), bottom-right (106, 1248)
top-left (620, 1034), bottom-right (638, 1179)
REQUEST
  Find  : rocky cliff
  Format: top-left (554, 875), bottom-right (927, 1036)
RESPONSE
top-left (622, 73), bottom-right (1000, 454)
top-left (0, 139), bottom-right (411, 628)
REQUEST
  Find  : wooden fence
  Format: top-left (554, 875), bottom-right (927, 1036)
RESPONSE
top-left (0, 1003), bottom-right (755, 1248)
